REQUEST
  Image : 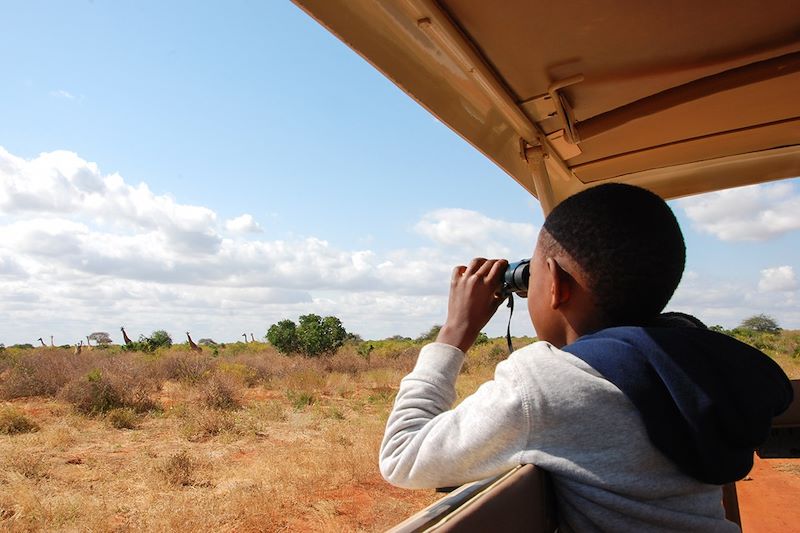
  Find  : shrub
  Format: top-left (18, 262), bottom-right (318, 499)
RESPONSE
top-left (474, 332), bottom-right (490, 345)
top-left (157, 352), bottom-right (213, 384)
top-left (124, 330), bottom-right (174, 353)
top-left (0, 406), bottom-right (39, 435)
top-left (0, 348), bottom-right (84, 399)
top-left (322, 350), bottom-right (369, 375)
top-left (228, 350), bottom-right (292, 383)
top-left (297, 314), bottom-right (348, 356)
top-left (60, 369), bottom-right (126, 414)
top-left (180, 408), bottom-right (236, 441)
top-left (200, 373), bottom-right (241, 410)
top-left (217, 361), bottom-right (259, 387)
top-left (3, 451), bottom-right (46, 479)
top-left (287, 390), bottom-right (315, 410)
top-left (148, 330), bottom-right (173, 349)
top-left (59, 360), bottom-right (159, 415)
top-left (248, 400), bottom-right (287, 422)
top-left (157, 451), bottom-right (197, 487)
top-left (267, 315), bottom-right (349, 357)
top-left (415, 325), bottom-right (442, 343)
top-left (107, 407), bottom-right (138, 429)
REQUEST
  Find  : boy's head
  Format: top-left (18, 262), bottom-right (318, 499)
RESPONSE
top-left (527, 183), bottom-right (685, 346)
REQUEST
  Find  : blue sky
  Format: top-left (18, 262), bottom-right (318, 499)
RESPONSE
top-left (1, 1), bottom-right (798, 345)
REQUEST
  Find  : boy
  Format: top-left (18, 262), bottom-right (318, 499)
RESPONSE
top-left (379, 183), bottom-right (793, 532)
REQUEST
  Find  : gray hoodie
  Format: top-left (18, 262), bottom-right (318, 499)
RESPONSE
top-left (379, 341), bottom-right (743, 532)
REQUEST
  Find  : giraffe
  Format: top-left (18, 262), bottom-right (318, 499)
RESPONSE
top-left (250, 333), bottom-right (256, 343)
top-left (242, 333), bottom-right (248, 343)
top-left (50, 335), bottom-right (54, 347)
top-left (84, 335), bottom-right (94, 351)
top-left (186, 332), bottom-right (202, 353)
top-left (74, 340), bottom-right (82, 356)
top-left (121, 326), bottom-right (133, 346)
top-left (37, 337), bottom-right (46, 347)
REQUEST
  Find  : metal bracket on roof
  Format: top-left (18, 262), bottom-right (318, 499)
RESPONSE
top-left (547, 75), bottom-right (584, 145)
top-left (524, 94), bottom-right (558, 122)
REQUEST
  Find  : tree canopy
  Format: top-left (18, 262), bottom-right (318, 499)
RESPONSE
top-left (739, 314), bottom-right (781, 333)
top-left (266, 314), bottom-right (348, 356)
top-left (88, 332), bottom-right (113, 345)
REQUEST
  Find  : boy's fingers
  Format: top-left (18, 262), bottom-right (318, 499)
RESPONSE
top-left (475, 259), bottom-right (496, 277)
top-left (451, 265), bottom-right (467, 283)
top-left (465, 258), bottom-right (487, 275)
top-left (487, 259), bottom-right (508, 281)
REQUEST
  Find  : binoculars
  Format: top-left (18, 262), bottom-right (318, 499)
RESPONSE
top-left (502, 259), bottom-right (530, 297)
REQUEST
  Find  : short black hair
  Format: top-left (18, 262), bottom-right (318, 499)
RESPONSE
top-left (542, 183), bottom-right (685, 325)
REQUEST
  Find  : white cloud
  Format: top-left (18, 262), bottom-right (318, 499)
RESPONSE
top-left (225, 214), bottom-right (263, 234)
top-left (415, 208), bottom-right (537, 258)
top-left (678, 182), bottom-right (800, 241)
top-left (50, 89), bottom-right (75, 100)
top-left (758, 266), bottom-right (797, 292)
top-left (668, 269), bottom-right (798, 330)
top-left (0, 146), bottom-right (542, 344)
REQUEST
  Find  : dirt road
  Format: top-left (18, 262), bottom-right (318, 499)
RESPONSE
top-left (737, 455), bottom-right (800, 532)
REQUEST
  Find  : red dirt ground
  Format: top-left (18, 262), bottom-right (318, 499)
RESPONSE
top-left (737, 456), bottom-right (800, 532)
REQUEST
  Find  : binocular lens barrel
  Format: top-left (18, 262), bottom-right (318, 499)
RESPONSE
top-left (503, 259), bottom-right (530, 296)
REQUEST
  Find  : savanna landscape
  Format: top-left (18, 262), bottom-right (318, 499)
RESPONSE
top-left (0, 322), bottom-right (798, 532)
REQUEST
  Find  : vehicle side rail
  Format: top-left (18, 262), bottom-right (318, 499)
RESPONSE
top-left (757, 379), bottom-right (800, 458)
top-left (387, 464), bottom-right (557, 533)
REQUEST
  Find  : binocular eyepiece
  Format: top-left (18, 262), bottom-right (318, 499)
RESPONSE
top-left (502, 259), bottom-right (530, 297)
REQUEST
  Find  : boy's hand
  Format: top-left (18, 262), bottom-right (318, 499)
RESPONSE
top-left (436, 258), bottom-right (508, 353)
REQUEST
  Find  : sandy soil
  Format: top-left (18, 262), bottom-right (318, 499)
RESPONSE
top-left (737, 455), bottom-right (800, 532)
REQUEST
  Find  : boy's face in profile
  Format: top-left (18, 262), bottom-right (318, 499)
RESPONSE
top-left (526, 232), bottom-right (563, 347)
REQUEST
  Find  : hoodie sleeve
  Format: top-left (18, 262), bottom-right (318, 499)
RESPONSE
top-left (379, 342), bottom-right (530, 489)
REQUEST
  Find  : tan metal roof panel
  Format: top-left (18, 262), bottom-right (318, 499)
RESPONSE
top-left (293, 0), bottom-right (800, 210)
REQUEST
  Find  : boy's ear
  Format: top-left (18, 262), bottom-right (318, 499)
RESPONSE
top-left (546, 257), bottom-right (572, 309)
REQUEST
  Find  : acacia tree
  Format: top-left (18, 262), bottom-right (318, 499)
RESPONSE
top-left (739, 314), bottom-right (781, 333)
top-left (415, 325), bottom-right (442, 343)
top-left (88, 332), bottom-right (113, 345)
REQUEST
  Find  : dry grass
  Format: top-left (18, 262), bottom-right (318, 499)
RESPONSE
top-left (0, 406), bottom-right (39, 435)
top-left (772, 461), bottom-right (800, 478)
top-left (0, 332), bottom-right (795, 531)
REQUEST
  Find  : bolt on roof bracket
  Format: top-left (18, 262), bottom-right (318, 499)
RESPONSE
top-left (547, 75), bottom-right (584, 145)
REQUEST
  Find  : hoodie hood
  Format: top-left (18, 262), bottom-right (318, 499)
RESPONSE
top-left (562, 326), bottom-right (793, 485)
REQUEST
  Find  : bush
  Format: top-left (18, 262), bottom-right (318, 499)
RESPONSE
top-left (59, 361), bottom-right (159, 415)
top-left (157, 451), bottom-right (197, 487)
top-left (415, 325), bottom-right (442, 343)
top-left (106, 407), bottom-right (138, 429)
top-left (267, 315), bottom-right (349, 357)
top-left (149, 330), bottom-right (173, 349)
top-left (267, 319), bottom-right (300, 354)
top-left (287, 390), bottom-right (315, 410)
top-left (124, 330), bottom-right (173, 353)
top-left (157, 352), bottom-right (213, 384)
top-left (200, 374), bottom-right (241, 410)
top-left (297, 314), bottom-right (348, 356)
top-left (0, 349), bottom-right (84, 399)
top-left (60, 369), bottom-right (127, 414)
top-left (0, 406), bottom-right (39, 435)
top-left (180, 408), bottom-right (237, 441)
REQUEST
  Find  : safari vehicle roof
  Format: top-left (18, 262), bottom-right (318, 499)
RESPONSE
top-left (292, 0), bottom-right (800, 213)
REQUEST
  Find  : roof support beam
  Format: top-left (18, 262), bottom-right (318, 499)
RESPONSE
top-left (576, 51), bottom-right (800, 143)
